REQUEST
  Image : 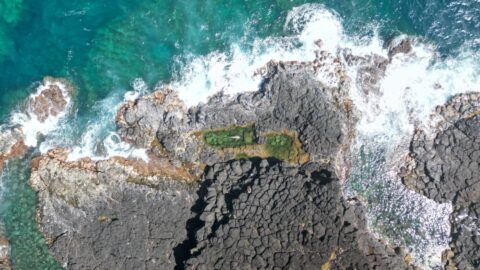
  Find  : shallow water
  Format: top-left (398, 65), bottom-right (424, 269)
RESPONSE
top-left (0, 0), bottom-right (479, 269)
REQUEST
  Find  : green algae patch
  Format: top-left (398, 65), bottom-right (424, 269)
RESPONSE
top-left (265, 133), bottom-right (294, 160)
top-left (235, 153), bottom-right (251, 160)
top-left (265, 132), bottom-right (308, 163)
top-left (203, 125), bottom-right (255, 149)
top-left (222, 130), bottom-right (310, 164)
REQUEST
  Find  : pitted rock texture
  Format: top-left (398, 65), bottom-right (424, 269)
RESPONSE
top-left (30, 150), bottom-right (197, 270)
top-left (401, 93), bottom-right (480, 269)
top-left (450, 203), bottom-right (480, 270)
top-left (405, 115), bottom-right (480, 204)
top-left (31, 150), bottom-right (417, 269)
top-left (183, 159), bottom-right (413, 270)
top-left (116, 59), bottom-right (357, 176)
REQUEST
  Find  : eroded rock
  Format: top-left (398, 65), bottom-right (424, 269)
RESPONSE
top-left (116, 59), bottom-right (357, 180)
top-left (401, 92), bottom-right (480, 269)
top-left (30, 149), bottom-right (198, 269)
top-left (183, 159), bottom-right (415, 270)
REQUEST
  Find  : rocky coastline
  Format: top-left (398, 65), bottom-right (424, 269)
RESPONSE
top-left (401, 92), bottom-right (480, 270)
top-left (26, 46), bottom-right (423, 269)
top-left (0, 39), bottom-right (478, 269)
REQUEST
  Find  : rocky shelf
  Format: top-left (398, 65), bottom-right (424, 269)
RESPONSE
top-left (401, 92), bottom-right (480, 270)
top-left (1, 38), bottom-right (478, 269)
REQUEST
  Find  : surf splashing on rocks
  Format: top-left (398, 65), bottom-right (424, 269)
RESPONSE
top-left (10, 77), bottom-right (73, 148)
top-left (65, 79), bottom-right (149, 162)
top-left (0, 3), bottom-right (477, 268)
top-left (163, 4), bottom-right (480, 268)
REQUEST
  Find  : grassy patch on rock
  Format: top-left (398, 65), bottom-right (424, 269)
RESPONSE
top-left (203, 125), bottom-right (255, 149)
top-left (232, 131), bottom-right (309, 164)
top-left (265, 133), bottom-right (295, 161)
top-left (201, 126), bottom-right (309, 164)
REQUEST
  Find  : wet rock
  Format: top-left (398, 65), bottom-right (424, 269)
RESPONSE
top-left (401, 93), bottom-right (480, 269)
top-left (27, 77), bottom-right (73, 123)
top-left (388, 37), bottom-right (413, 59)
top-left (116, 88), bottom-right (189, 148)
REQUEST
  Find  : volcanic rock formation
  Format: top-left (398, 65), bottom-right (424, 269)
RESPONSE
top-left (30, 56), bottom-right (421, 269)
top-left (182, 159), bottom-right (414, 270)
top-left (401, 92), bottom-right (480, 269)
top-left (116, 59), bottom-right (357, 180)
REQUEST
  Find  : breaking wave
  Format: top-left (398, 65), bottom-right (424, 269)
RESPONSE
top-left (1, 4), bottom-right (479, 268)
top-left (158, 4), bottom-right (480, 268)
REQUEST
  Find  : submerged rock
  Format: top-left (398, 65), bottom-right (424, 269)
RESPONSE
top-left (401, 92), bottom-right (480, 269)
top-left (0, 128), bottom-right (26, 171)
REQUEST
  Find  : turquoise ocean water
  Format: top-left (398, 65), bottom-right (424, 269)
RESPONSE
top-left (0, 0), bottom-right (479, 269)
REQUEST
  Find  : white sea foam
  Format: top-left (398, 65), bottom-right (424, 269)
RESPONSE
top-left (166, 4), bottom-right (480, 268)
top-left (66, 92), bottom-right (148, 162)
top-left (10, 79), bottom-right (72, 147)
top-left (1, 4), bottom-right (476, 268)
top-left (124, 78), bottom-right (150, 102)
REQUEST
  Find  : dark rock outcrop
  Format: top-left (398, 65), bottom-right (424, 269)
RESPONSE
top-left (116, 59), bottom-right (357, 180)
top-left (387, 37), bottom-right (413, 59)
top-left (183, 159), bottom-right (413, 270)
top-left (29, 57), bottom-right (422, 269)
top-left (30, 150), bottom-right (198, 270)
top-left (401, 93), bottom-right (480, 269)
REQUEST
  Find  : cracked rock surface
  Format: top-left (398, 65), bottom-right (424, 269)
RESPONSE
top-left (29, 57), bottom-right (422, 269)
top-left (30, 151), bottom-right (197, 270)
top-left (402, 93), bottom-right (480, 269)
top-left (182, 159), bottom-right (413, 270)
top-left (116, 59), bottom-right (356, 177)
